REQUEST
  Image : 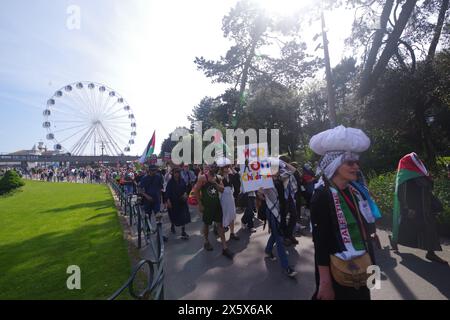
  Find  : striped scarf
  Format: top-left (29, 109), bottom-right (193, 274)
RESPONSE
top-left (330, 186), bottom-right (367, 260)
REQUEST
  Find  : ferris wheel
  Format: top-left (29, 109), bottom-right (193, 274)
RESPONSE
top-left (43, 82), bottom-right (137, 156)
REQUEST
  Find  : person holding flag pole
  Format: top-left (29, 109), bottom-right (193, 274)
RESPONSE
top-left (139, 131), bottom-right (156, 164)
top-left (137, 131), bottom-right (165, 240)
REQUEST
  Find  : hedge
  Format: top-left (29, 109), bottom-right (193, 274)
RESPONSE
top-left (0, 170), bottom-right (25, 195)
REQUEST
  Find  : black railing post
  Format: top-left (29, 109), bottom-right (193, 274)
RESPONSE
top-left (137, 205), bottom-right (142, 249)
top-left (158, 221), bottom-right (164, 300)
top-left (122, 192), bottom-right (125, 215)
top-left (126, 195), bottom-right (129, 215)
top-left (108, 181), bottom-right (164, 301)
top-left (129, 196), bottom-right (133, 226)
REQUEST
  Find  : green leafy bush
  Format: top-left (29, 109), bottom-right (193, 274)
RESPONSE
top-left (0, 170), bottom-right (25, 195)
top-left (368, 172), bottom-right (396, 228)
top-left (434, 174), bottom-right (450, 236)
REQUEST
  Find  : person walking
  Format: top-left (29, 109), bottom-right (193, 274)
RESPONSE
top-left (278, 160), bottom-right (300, 246)
top-left (193, 163), bottom-right (234, 259)
top-left (258, 158), bottom-right (298, 278)
top-left (217, 157), bottom-right (240, 241)
top-left (123, 168), bottom-right (135, 196)
top-left (309, 126), bottom-right (381, 300)
top-left (241, 190), bottom-right (257, 233)
top-left (230, 166), bottom-right (242, 208)
top-left (166, 167), bottom-right (191, 240)
top-left (138, 164), bottom-right (165, 240)
top-left (181, 164), bottom-right (196, 195)
top-left (390, 152), bottom-right (447, 264)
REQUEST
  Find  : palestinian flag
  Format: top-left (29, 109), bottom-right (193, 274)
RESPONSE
top-left (139, 131), bottom-right (156, 164)
top-left (392, 152), bottom-right (430, 242)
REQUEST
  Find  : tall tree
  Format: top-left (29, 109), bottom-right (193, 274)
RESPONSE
top-left (187, 97), bottom-right (218, 130)
top-left (242, 82), bottom-right (303, 158)
top-left (195, 0), bottom-right (319, 126)
top-left (344, 0), bottom-right (449, 165)
top-left (347, 0), bottom-right (450, 97)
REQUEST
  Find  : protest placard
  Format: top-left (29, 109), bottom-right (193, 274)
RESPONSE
top-left (237, 143), bottom-right (274, 192)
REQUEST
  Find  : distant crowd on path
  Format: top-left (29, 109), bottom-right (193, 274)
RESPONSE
top-left (23, 167), bottom-right (111, 184)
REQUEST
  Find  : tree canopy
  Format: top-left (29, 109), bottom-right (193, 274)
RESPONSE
top-left (162, 0), bottom-right (450, 172)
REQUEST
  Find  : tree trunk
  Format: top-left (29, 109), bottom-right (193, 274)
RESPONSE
top-left (234, 22), bottom-right (264, 128)
top-left (321, 12), bottom-right (337, 127)
top-left (427, 0), bottom-right (449, 62)
top-left (359, 0), bottom-right (418, 98)
top-left (360, 0), bottom-right (394, 87)
top-left (238, 39), bottom-right (258, 108)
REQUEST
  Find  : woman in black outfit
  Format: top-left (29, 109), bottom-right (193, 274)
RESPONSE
top-left (166, 167), bottom-right (191, 240)
top-left (311, 178), bottom-right (376, 300)
top-left (309, 126), bottom-right (380, 300)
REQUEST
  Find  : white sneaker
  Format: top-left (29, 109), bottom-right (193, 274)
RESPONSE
top-left (286, 267), bottom-right (297, 278)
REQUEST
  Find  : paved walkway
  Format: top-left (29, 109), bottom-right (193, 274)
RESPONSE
top-left (153, 207), bottom-right (450, 300)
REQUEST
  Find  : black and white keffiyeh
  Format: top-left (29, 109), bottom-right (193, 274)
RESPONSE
top-left (318, 151), bottom-right (360, 179)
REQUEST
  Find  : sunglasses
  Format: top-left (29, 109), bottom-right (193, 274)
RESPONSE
top-left (344, 160), bottom-right (360, 167)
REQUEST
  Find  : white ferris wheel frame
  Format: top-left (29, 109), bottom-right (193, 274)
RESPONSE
top-left (43, 81), bottom-right (137, 156)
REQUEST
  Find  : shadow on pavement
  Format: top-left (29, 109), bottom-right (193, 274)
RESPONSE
top-left (375, 245), bottom-right (418, 300)
top-left (396, 252), bottom-right (450, 299)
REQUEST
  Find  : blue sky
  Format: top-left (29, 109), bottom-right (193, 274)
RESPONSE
top-left (0, 0), bottom-right (352, 155)
top-left (0, 0), bottom-right (236, 155)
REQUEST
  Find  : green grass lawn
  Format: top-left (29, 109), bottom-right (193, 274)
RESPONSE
top-left (0, 180), bottom-right (131, 300)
